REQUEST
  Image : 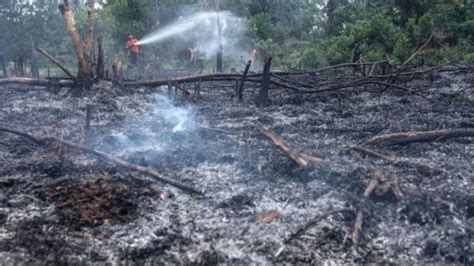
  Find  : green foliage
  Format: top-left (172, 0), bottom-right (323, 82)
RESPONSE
top-left (463, 53), bottom-right (474, 64)
top-left (300, 47), bottom-right (325, 68)
top-left (1, 0), bottom-right (473, 77)
top-left (392, 33), bottom-right (411, 65)
top-left (249, 13), bottom-right (273, 40)
top-left (326, 35), bottom-right (354, 63)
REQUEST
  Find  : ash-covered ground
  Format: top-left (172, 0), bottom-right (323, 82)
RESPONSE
top-left (0, 70), bottom-right (473, 264)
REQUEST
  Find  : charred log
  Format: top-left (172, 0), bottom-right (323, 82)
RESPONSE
top-left (0, 127), bottom-right (203, 195)
top-left (364, 128), bottom-right (474, 146)
top-left (0, 77), bottom-right (74, 87)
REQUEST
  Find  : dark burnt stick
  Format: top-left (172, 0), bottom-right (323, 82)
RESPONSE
top-left (345, 144), bottom-right (442, 175)
top-left (285, 209), bottom-right (353, 244)
top-left (364, 128), bottom-right (474, 146)
top-left (0, 127), bottom-right (203, 195)
top-left (84, 104), bottom-right (92, 143)
top-left (238, 60), bottom-right (252, 101)
top-left (346, 144), bottom-right (398, 163)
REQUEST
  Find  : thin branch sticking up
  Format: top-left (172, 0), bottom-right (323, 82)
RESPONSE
top-left (398, 33), bottom-right (433, 72)
top-left (37, 48), bottom-right (75, 80)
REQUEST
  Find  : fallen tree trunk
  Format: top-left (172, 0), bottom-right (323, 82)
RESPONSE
top-left (269, 61), bottom-right (390, 76)
top-left (124, 73), bottom-right (258, 87)
top-left (0, 77), bottom-right (74, 87)
top-left (258, 124), bottom-right (324, 168)
top-left (271, 73), bottom-right (314, 88)
top-left (0, 127), bottom-right (202, 195)
top-left (364, 128), bottom-right (474, 145)
top-left (295, 77), bottom-right (411, 94)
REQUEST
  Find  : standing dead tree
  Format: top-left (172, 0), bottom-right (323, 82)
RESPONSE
top-left (59, 0), bottom-right (96, 89)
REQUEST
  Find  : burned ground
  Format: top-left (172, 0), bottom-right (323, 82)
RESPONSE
top-left (0, 69), bottom-right (473, 264)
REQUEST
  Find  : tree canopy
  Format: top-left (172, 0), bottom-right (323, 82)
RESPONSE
top-left (1, 0), bottom-right (473, 77)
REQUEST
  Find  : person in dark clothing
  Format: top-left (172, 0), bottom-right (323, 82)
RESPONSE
top-left (352, 42), bottom-right (363, 75)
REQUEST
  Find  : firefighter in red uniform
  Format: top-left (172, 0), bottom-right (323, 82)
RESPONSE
top-left (126, 35), bottom-right (140, 67)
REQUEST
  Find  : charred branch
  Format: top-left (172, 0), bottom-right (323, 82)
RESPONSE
top-left (364, 128), bottom-right (474, 146)
top-left (0, 127), bottom-right (203, 195)
top-left (238, 60), bottom-right (252, 101)
top-left (0, 77), bottom-right (74, 87)
top-left (351, 211), bottom-right (363, 247)
top-left (37, 48), bottom-right (75, 80)
top-left (285, 209), bottom-right (353, 244)
top-left (258, 124), bottom-right (324, 168)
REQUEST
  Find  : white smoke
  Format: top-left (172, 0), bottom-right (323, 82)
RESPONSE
top-left (152, 94), bottom-right (195, 132)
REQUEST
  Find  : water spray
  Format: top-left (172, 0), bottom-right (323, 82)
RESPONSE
top-left (137, 11), bottom-right (232, 46)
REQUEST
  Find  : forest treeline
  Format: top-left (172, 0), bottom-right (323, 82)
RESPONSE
top-left (0, 0), bottom-right (473, 77)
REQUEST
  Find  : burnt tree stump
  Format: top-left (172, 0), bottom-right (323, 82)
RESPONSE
top-left (112, 58), bottom-right (123, 88)
top-left (256, 57), bottom-right (272, 107)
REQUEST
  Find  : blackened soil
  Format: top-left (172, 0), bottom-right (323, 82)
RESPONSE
top-left (0, 70), bottom-right (473, 264)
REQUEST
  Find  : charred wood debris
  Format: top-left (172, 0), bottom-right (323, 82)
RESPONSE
top-left (0, 53), bottom-right (473, 261)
